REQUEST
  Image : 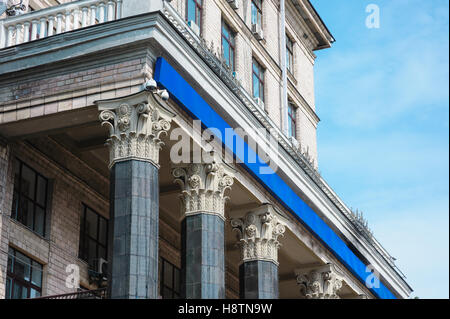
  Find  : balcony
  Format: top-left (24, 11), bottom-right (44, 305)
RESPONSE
top-left (34, 288), bottom-right (108, 299)
top-left (0, 0), bottom-right (123, 48)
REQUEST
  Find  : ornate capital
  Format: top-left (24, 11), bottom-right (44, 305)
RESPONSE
top-left (96, 85), bottom-right (174, 167)
top-left (231, 205), bottom-right (286, 264)
top-left (172, 156), bottom-right (235, 220)
top-left (295, 263), bottom-right (344, 299)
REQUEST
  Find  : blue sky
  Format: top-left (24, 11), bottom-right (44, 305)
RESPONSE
top-left (310, 0), bottom-right (449, 299)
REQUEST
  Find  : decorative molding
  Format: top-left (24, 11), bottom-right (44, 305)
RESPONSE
top-left (96, 85), bottom-right (174, 168)
top-left (295, 263), bottom-right (344, 299)
top-left (172, 155), bottom-right (235, 220)
top-left (231, 205), bottom-right (286, 264)
top-left (161, 1), bottom-right (404, 280)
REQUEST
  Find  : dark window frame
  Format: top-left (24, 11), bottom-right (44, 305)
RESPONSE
top-left (221, 20), bottom-right (236, 71)
top-left (78, 204), bottom-right (108, 269)
top-left (252, 58), bottom-right (265, 102)
top-left (288, 102), bottom-right (297, 138)
top-left (286, 34), bottom-right (294, 74)
top-left (251, 0), bottom-right (263, 27)
top-left (160, 258), bottom-right (181, 299)
top-left (186, 0), bottom-right (203, 32)
top-left (12, 158), bottom-right (49, 237)
top-left (6, 247), bottom-right (43, 299)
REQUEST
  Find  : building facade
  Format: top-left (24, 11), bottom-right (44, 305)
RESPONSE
top-left (0, 0), bottom-right (412, 299)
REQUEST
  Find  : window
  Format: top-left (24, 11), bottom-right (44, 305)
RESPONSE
top-left (222, 20), bottom-right (236, 71)
top-left (252, 58), bottom-right (265, 101)
top-left (286, 35), bottom-right (294, 74)
top-left (251, 0), bottom-right (263, 27)
top-left (288, 103), bottom-right (297, 138)
top-left (12, 159), bottom-right (48, 237)
top-left (160, 258), bottom-right (181, 299)
top-left (186, 0), bottom-right (202, 30)
top-left (78, 205), bottom-right (108, 269)
top-left (6, 247), bottom-right (43, 299)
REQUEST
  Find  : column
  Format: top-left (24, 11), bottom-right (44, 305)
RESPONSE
top-left (96, 85), bottom-right (173, 299)
top-left (231, 205), bottom-right (285, 299)
top-left (172, 157), bottom-right (234, 299)
top-left (295, 263), bottom-right (344, 299)
top-left (47, 17), bottom-right (54, 37)
top-left (23, 22), bottom-right (30, 43)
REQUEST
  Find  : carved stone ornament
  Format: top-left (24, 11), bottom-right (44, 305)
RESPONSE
top-left (96, 85), bottom-right (174, 167)
top-left (172, 155), bottom-right (235, 220)
top-left (295, 263), bottom-right (344, 299)
top-left (231, 205), bottom-right (286, 264)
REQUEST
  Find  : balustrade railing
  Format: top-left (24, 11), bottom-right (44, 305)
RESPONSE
top-left (0, 0), bottom-right (123, 49)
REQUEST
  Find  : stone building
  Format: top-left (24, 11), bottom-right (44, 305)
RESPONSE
top-left (0, 0), bottom-right (412, 299)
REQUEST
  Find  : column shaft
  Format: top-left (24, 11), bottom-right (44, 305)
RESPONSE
top-left (109, 160), bottom-right (159, 299)
top-left (240, 260), bottom-right (278, 299)
top-left (182, 214), bottom-right (225, 299)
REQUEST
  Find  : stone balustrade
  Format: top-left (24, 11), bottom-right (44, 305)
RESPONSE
top-left (0, 0), bottom-right (123, 49)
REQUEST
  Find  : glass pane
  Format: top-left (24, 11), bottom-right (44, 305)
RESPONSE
top-left (14, 251), bottom-right (31, 282)
top-left (174, 268), bottom-right (180, 293)
top-left (88, 238), bottom-right (98, 266)
top-left (21, 165), bottom-right (36, 199)
top-left (162, 286), bottom-right (172, 299)
top-left (252, 61), bottom-right (259, 75)
top-left (223, 41), bottom-right (230, 65)
top-left (187, 0), bottom-right (196, 22)
top-left (34, 206), bottom-right (45, 236)
top-left (251, 4), bottom-right (257, 25)
top-left (18, 197), bottom-right (34, 229)
top-left (11, 191), bottom-right (19, 219)
top-left (163, 261), bottom-right (173, 288)
top-left (222, 24), bottom-right (229, 39)
top-left (5, 277), bottom-right (12, 299)
top-left (86, 209), bottom-right (98, 239)
top-left (99, 218), bottom-right (108, 246)
top-left (30, 288), bottom-right (41, 298)
top-left (12, 281), bottom-right (27, 299)
top-left (36, 176), bottom-right (47, 206)
top-left (14, 160), bottom-right (20, 191)
top-left (7, 251), bottom-right (13, 273)
top-left (31, 261), bottom-right (43, 288)
top-left (79, 232), bottom-right (86, 261)
top-left (253, 75), bottom-right (259, 98)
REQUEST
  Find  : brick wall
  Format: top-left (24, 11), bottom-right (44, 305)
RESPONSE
top-left (0, 58), bottom-right (148, 125)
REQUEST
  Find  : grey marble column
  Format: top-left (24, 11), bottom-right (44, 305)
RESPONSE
top-left (231, 205), bottom-right (285, 299)
top-left (96, 87), bottom-right (173, 299)
top-left (109, 160), bottom-right (159, 298)
top-left (181, 213), bottom-right (225, 298)
top-left (239, 260), bottom-right (279, 299)
top-left (173, 159), bottom-right (234, 299)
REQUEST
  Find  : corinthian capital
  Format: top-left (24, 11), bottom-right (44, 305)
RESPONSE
top-left (172, 156), bottom-right (235, 220)
top-left (295, 263), bottom-right (344, 299)
top-left (96, 86), bottom-right (174, 167)
top-left (231, 205), bottom-right (286, 264)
